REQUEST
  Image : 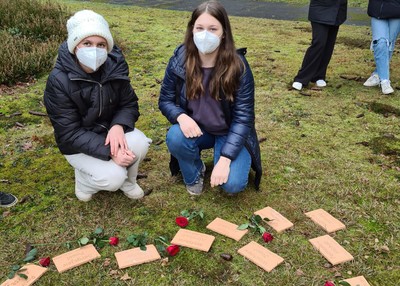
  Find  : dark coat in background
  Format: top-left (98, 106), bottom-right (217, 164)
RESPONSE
top-left (368, 0), bottom-right (400, 19)
top-left (309, 0), bottom-right (347, 26)
top-left (44, 42), bottom-right (139, 160)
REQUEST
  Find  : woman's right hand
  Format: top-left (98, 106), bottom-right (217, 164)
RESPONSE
top-left (111, 148), bottom-right (136, 167)
top-left (177, 114), bottom-right (203, 138)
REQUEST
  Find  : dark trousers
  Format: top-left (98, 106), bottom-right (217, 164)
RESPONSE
top-left (294, 22), bottom-right (340, 85)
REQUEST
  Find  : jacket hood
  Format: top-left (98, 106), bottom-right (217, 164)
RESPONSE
top-left (169, 44), bottom-right (186, 80)
top-left (55, 41), bottom-right (130, 82)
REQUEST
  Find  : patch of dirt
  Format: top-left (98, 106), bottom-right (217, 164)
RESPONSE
top-left (369, 134), bottom-right (400, 168)
top-left (336, 36), bottom-right (370, 49)
top-left (367, 102), bottom-right (400, 117)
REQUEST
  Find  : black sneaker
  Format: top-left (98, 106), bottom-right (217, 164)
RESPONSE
top-left (0, 192), bottom-right (18, 207)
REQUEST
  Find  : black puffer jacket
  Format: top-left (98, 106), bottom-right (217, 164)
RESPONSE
top-left (308, 0), bottom-right (347, 26)
top-left (368, 0), bottom-right (400, 19)
top-left (44, 42), bottom-right (139, 160)
top-left (158, 44), bottom-right (262, 189)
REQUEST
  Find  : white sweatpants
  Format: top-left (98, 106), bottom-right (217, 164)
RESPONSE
top-left (64, 129), bottom-right (151, 196)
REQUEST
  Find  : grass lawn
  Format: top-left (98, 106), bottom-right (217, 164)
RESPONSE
top-left (260, 0), bottom-right (367, 9)
top-left (0, 1), bottom-right (399, 285)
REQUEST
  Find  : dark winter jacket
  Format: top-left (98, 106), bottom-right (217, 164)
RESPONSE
top-left (368, 0), bottom-right (400, 19)
top-left (158, 44), bottom-right (262, 189)
top-left (44, 42), bottom-right (139, 160)
top-left (308, 0), bottom-right (347, 26)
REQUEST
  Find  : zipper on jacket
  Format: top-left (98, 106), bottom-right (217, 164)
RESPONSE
top-left (71, 78), bottom-right (103, 117)
top-left (95, 123), bottom-right (109, 131)
top-left (98, 83), bottom-right (103, 117)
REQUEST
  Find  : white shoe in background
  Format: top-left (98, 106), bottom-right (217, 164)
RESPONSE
top-left (316, 79), bottom-right (327, 87)
top-left (364, 73), bottom-right (380, 87)
top-left (292, 82), bottom-right (302, 90)
top-left (380, 80), bottom-right (394, 95)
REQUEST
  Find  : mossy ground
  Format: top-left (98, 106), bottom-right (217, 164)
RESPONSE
top-left (0, 1), bottom-right (399, 285)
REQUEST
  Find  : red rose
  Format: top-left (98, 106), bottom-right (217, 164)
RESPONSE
top-left (39, 257), bottom-right (51, 267)
top-left (324, 282), bottom-right (335, 286)
top-left (109, 236), bottom-right (119, 246)
top-left (166, 245), bottom-right (180, 256)
top-left (175, 216), bottom-right (189, 228)
top-left (262, 232), bottom-right (274, 243)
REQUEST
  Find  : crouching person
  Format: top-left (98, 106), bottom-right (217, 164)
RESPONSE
top-left (44, 10), bottom-right (151, 201)
top-left (158, 1), bottom-right (262, 196)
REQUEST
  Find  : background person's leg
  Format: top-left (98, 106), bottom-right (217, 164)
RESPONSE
top-left (371, 17), bottom-right (390, 81)
top-left (294, 22), bottom-right (331, 87)
top-left (313, 25), bottom-right (339, 83)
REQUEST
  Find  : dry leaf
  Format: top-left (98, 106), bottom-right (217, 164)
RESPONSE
top-left (109, 269), bottom-right (119, 277)
top-left (161, 257), bottom-right (169, 266)
top-left (103, 258), bottom-right (111, 267)
top-left (2, 211), bottom-right (11, 217)
top-left (22, 142), bottom-right (33, 151)
top-left (120, 273), bottom-right (132, 281)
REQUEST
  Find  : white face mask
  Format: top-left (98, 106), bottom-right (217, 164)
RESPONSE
top-left (76, 47), bottom-right (108, 71)
top-left (193, 30), bottom-right (221, 55)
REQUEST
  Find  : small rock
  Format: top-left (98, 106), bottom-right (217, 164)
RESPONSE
top-left (137, 173), bottom-right (148, 179)
top-left (143, 189), bottom-right (153, 196)
top-left (220, 253), bottom-right (233, 261)
top-left (380, 245), bottom-right (390, 253)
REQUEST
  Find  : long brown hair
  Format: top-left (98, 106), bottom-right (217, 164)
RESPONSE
top-left (184, 1), bottom-right (242, 101)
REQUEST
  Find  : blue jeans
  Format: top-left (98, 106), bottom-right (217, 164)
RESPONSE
top-left (166, 124), bottom-right (252, 194)
top-left (371, 17), bottom-right (400, 81)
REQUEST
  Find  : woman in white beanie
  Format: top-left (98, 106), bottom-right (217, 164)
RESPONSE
top-left (44, 10), bottom-right (152, 202)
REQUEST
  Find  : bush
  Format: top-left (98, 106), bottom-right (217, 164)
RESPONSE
top-left (0, 0), bottom-right (69, 85)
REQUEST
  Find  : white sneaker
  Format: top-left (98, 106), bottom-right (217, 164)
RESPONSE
top-left (364, 73), bottom-right (380, 87)
top-left (292, 82), bottom-right (302, 90)
top-left (123, 184), bottom-right (144, 199)
top-left (316, 79), bottom-right (327, 87)
top-left (75, 190), bottom-right (93, 202)
top-left (380, 80), bottom-right (394, 95)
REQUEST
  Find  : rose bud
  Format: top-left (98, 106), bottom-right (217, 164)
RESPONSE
top-left (175, 216), bottom-right (189, 228)
top-left (262, 232), bottom-right (274, 243)
top-left (39, 257), bottom-right (51, 267)
top-left (109, 236), bottom-right (119, 246)
top-left (166, 245), bottom-right (180, 256)
top-left (324, 281), bottom-right (335, 286)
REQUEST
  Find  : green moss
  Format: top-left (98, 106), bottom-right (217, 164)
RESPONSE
top-left (370, 135), bottom-right (400, 156)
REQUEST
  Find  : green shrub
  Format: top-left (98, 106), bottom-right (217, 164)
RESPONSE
top-left (0, 0), bottom-right (69, 85)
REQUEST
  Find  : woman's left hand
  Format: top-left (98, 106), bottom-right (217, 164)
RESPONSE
top-left (105, 124), bottom-right (128, 156)
top-left (210, 156), bottom-right (231, 187)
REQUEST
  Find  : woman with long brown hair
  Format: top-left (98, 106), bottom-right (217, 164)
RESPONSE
top-left (159, 1), bottom-right (262, 195)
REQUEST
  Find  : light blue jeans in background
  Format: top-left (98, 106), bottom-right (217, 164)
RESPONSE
top-left (166, 124), bottom-right (252, 194)
top-left (370, 17), bottom-right (400, 80)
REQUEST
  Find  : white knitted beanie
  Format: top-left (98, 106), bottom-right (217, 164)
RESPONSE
top-left (66, 10), bottom-right (114, 54)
